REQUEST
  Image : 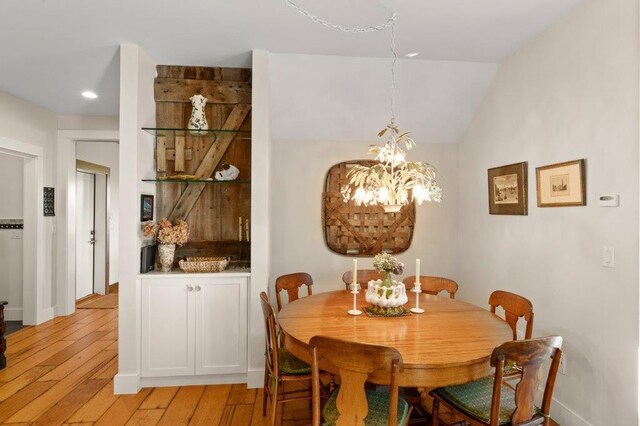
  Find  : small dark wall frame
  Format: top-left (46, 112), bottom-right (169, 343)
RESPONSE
top-left (488, 162), bottom-right (528, 215)
top-left (43, 187), bottom-right (55, 216)
top-left (140, 194), bottom-right (154, 222)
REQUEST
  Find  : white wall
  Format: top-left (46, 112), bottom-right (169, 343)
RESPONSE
top-left (115, 44), bottom-right (156, 394)
top-left (268, 53), bottom-right (469, 291)
top-left (270, 138), bottom-right (457, 293)
top-left (76, 141), bottom-right (120, 284)
top-left (248, 50), bottom-right (273, 387)
top-left (456, 0), bottom-right (639, 424)
top-left (0, 90), bottom-right (57, 317)
top-left (270, 53), bottom-right (498, 144)
top-left (58, 114), bottom-right (119, 131)
top-left (0, 153), bottom-right (24, 319)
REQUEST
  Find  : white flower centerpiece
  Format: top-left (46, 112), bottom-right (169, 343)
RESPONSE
top-left (365, 253), bottom-right (409, 315)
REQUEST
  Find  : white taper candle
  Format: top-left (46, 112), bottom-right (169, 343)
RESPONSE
top-left (416, 258), bottom-right (421, 283)
top-left (352, 259), bottom-right (358, 285)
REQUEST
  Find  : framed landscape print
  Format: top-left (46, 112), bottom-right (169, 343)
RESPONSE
top-left (140, 194), bottom-right (154, 221)
top-left (536, 159), bottom-right (586, 207)
top-left (488, 162), bottom-right (528, 215)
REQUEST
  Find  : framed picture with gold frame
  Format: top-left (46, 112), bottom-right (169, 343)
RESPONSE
top-left (536, 159), bottom-right (586, 207)
top-left (487, 162), bottom-right (528, 215)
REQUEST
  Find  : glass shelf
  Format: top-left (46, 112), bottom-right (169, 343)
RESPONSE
top-left (142, 178), bottom-right (251, 185)
top-left (142, 127), bottom-right (251, 140)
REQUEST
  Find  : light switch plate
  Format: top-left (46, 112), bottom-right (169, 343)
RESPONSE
top-left (603, 246), bottom-right (615, 268)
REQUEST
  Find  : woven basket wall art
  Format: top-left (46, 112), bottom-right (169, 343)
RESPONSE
top-left (322, 160), bottom-right (415, 256)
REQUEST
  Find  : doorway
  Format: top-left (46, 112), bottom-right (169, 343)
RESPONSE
top-left (75, 158), bottom-right (112, 302)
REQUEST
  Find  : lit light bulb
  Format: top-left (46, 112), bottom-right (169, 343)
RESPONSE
top-left (413, 183), bottom-right (428, 205)
top-left (354, 187), bottom-right (366, 205)
top-left (377, 186), bottom-right (390, 203)
top-left (365, 190), bottom-right (375, 204)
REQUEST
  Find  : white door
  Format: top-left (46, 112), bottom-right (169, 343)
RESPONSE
top-left (75, 171), bottom-right (95, 300)
top-left (141, 279), bottom-right (195, 377)
top-left (195, 278), bottom-right (247, 375)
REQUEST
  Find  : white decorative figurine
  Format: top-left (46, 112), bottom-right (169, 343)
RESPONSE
top-left (215, 164), bottom-right (240, 181)
top-left (188, 94), bottom-right (208, 135)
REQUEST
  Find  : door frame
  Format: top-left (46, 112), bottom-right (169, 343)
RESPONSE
top-left (0, 136), bottom-right (45, 325)
top-left (56, 130), bottom-right (118, 316)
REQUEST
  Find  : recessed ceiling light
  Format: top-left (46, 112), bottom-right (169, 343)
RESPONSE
top-left (82, 91), bottom-right (98, 99)
top-left (405, 52), bottom-right (419, 58)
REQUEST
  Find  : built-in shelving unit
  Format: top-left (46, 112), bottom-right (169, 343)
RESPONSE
top-left (147, 65), bottom-right (252, 268)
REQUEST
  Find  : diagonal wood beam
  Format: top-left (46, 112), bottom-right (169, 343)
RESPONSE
top-left (168, 104), bottom-right (251, 221)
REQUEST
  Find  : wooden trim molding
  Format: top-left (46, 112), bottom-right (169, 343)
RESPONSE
top-left (76, 159), bottom-right (110, 175)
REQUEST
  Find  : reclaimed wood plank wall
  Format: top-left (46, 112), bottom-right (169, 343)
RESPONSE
top-left (154, 65), bottom-right (252, 263)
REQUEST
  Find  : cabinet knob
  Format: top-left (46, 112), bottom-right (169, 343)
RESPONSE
top-left (195, 285), bottom-right (201, 292)
top-left (187, 285), bottom-right (194, 292)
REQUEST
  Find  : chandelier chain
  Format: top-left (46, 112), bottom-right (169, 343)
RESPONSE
top-left (285, 0), bottom-right (398, 124)
top-left (285, 0), bottom-right (396, 33)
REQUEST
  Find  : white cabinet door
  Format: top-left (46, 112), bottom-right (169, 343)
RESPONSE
top-left (141, 279), bottom-right (195, 377)
top-left (194, 278), bottom-right (247, 375)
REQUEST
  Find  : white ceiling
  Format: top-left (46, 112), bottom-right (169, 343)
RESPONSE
top-left (0, 0), bottom-right (585, 116)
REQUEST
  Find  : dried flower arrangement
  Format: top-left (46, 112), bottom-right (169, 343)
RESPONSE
top-left (143, 218), bottom-right (190, 246)
top-left (373, 252), bottom-right (404, 275)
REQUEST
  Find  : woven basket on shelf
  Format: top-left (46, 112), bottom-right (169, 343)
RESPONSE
top-left (178, 256), bottom-right (229, 273)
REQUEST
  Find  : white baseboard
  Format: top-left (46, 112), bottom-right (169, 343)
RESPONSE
top-left (537, 388), bottom-right (593, 426)
top-left (3, 307), bottom-right (23, 321)
top-left (141, 374), bottom-right (247, 388)
top-left (247, 368), bottom-right (265, 389)
top-left (114, 373), bottom-right (141, 394)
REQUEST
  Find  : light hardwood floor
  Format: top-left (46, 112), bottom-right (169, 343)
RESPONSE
top-left (1, 301), bottom-right (559, 425)
top-left (0, 303), bottom-right (310, 425)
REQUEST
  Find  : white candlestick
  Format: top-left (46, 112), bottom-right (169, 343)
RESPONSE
top-left (411, 258), bottom-right (424, 314)
top-left (348, 282), bottom-right (362, 316)
top-left (238, 217), bottom-right (242, 241)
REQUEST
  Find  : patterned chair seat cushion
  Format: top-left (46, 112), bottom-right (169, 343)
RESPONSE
top-left (322, 387), bottom-right (410, 426)
top-left (432, 377), bottom-right (540, 425)
top-left (278, 348), bottom-right (311, 375)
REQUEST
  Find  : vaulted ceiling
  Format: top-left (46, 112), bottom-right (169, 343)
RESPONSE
top-left (0, 0), bottom-right (584, 116)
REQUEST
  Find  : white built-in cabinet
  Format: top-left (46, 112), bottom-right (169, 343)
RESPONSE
top-left (141, 274), bottom-right (248, 379)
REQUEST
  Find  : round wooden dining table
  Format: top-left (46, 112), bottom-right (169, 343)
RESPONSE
top-left (278, 290), bottom-right (513, 388)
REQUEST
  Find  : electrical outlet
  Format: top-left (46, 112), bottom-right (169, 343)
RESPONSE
top-left (559, 353), bottom-right (567, 375)
top-left (10, 230), bottom-right (22, 239)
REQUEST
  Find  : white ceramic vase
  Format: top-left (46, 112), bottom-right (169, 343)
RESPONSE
top-left (188, 94), bottom-right (208, 135)
top-left (365, 280), bottom-right (409, 308)
top-left (158, 244), bottom-right (176, 272)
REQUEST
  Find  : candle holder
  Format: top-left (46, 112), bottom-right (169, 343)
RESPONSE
top-left (348, 283), bottom-right (362, 316)
top-left (410, 282), bottom-right (424, 314)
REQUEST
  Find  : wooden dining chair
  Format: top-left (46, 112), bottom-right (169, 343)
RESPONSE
top-left (260, 292), bottom-right (313, 425)
top-left (402, 276), bottom-right (459, 299)
top-left (342, 269), bottom-right (385, 290)
top-left (430, 336), bottom-right (563, 426)
top-left (275, 272), bottom-right (313, 312)
top-left (310, 336), bottom-right (411, 426)
top-left (488, 290), bottom-right (534, 340)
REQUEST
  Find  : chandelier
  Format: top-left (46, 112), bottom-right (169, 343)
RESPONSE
top-left (287, 1), bottom-right (442, 213)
